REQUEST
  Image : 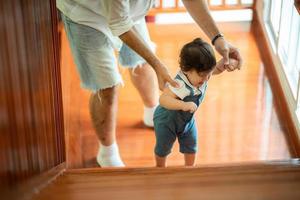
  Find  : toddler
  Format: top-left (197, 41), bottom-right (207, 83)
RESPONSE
top-left (153, 38), bottom-right (238, 167)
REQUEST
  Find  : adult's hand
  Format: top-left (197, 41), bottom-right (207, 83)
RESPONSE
top-left (214, 37), bottom-right (242, 72)
top-left (154, 63), bottom-right (179, 91)
top-left (120, 29), bottom-right (178, 91)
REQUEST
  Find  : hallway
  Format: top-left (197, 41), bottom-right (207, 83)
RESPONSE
top-left (60, 21), bottom-right (291, 168)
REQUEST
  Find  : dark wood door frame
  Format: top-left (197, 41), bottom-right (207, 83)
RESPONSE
top-left (1, 0), bottom-right (65, 199)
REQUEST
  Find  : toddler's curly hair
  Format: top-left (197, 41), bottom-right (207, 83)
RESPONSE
top-left (179, 38), bottom-right (216, 73)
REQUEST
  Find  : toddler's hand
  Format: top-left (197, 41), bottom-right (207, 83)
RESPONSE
top-left (228, 58), bottom-right (239, 71)
top-left (224, 58), bottom-right (239, 72)
top-left (182, 102), bottom-right (197, 113)
top-left (219, 58), bottom-right (239, 72)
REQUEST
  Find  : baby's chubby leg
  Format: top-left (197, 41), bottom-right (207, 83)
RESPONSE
top-left (184, 153), bottom-right (196, 166)
top-left (153, 106), bottom-right (176, 167)
top-left (179, 122), bottom-right (198, 167)
top-left (155, 155), bottom-right (167, 167)
top-left (154, 126), bottom-right (176, 168)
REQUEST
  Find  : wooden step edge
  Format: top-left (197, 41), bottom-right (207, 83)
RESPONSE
top-left (3, 162), bottom-right (66, 200)
top-left (64, 159), bottom-right (300, 175)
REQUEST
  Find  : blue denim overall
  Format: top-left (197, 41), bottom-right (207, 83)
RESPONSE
top-left (154, 75), bottom-right (207, 157)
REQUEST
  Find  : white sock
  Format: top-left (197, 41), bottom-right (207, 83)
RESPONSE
top-left (97, 142), bottom-right (125, 167)
top-left (143, 105), bottom-right (158, 127)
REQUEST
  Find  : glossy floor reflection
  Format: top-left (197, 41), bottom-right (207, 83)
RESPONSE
top-left (60, 22), bottom-right (291, 168)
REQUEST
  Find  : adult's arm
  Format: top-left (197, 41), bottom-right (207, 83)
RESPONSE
top-left (182, 0), bottom-right (243, 70)
top-left (119, 29), bottom-right (178, 90)
top-left (108, 0), bottom-right (178, 90)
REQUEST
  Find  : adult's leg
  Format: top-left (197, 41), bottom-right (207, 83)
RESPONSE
top-left (119, 19), bottom-right (159, 126)
top-left (89, 86), bottom-right (118, 146)
top-left (128, 63), bottom-right (159, 108)
top-left (90, 86), bottom-right (124, 167)
top-left (129, 64), bottom-right (159, 127)
top-left (61, 14), bottom-right (124, 167)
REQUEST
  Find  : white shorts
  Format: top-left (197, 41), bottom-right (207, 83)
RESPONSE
top-left (61, 14), bottom-right (155, 92)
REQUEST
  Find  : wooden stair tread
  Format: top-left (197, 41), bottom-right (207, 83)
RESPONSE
top-left (33, 159), bottom-right (300, 200)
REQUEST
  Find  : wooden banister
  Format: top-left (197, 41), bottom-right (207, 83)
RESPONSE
top-left (148, 0), bottom-right (254, 16)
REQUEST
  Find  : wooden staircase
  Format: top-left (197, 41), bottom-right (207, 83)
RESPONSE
top-left (32, 159), bottom-right (300, 200)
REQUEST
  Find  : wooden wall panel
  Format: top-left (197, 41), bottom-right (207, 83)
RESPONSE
top-left (0, 0), bottom-right (65, 190)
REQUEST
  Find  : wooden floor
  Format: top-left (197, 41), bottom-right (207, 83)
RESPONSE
top-left (33, 160), bottom-right (300, 200)
top-left (60, 22), bottom-right (291, 169)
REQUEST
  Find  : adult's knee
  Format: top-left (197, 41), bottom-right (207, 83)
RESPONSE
top-left (129, 62), bottom-right (149, 74)
top-left (96, 86), bottom-right (119, 106)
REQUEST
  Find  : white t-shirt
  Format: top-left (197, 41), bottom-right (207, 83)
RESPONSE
top-left (57, 0), bottom-right (154, 50)
top-left (169, 71), bottom-right (207, 100)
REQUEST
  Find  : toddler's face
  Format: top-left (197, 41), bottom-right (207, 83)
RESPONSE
top-left (184, 69), bottom-right (213, 88)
